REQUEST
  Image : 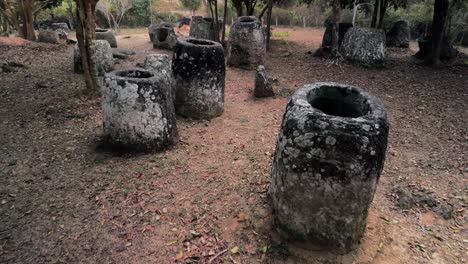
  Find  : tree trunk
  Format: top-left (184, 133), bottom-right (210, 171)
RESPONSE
top-left (428, 0), bottom-right (449, 65)
top-left (265, 0), bottom-right (273, 51)
top-left (330, 0), bottom-right (340, 56)
top-left (18, 0), bottom-right (36, 40)
top-left (76, 0), bottom-right (100, 93)
top-left (370, 0), bottom-right (379, 28)
top-left (258, 5), bottom-right (268, 21)
top-left (221, 0), bottom-right (228, 44)
top-left (214, 0), bottom-right (219, 42)
top-left (377, 0), bottom-right (387, 29)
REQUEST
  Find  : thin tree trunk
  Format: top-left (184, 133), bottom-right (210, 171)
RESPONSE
top-left (76, 0), bottom-right (100, 93)
top-left (428, 0), bottom-right (449, 65)
top-left (377, 0), bottom-right (387, 29)
top-left (370, 0), bottom-right (380, 28)
top-left (265, 0), bottom-right (273, 51)
top-left (330, 0), bottom-right (340, 56)
top-left (18, 0), bottom-right (36, 40)
top-left (258, 5), bottom-right (268, 21)
top-left (222, 0), bottom-right (228, 44)
top-left (214, 0), bottom-right (219, 42)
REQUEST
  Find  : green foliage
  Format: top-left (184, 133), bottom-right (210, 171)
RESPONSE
top-left (38, 0), bottom-right (75, 19)
top-left (124, 0), bottom-right (154, 27)
top-left (272, 30), bottom-right (290, 37)
top-left (179, 0), bottom-right (202, 12)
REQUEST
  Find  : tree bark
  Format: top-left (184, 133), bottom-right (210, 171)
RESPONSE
top-left (377, 0), bottom-right (387, 29)
top-left (221, 0), bottom-right (228, 44)
top-left (428, 0), bottom-right (449, 65)
top-left (265, 0), bottom-right (273, 51)
top-left (76, 0), bottom-right (100, 93)
top-left (18, 0), bottom-right (36, 40)
top-left (370, 0), bottom-right (379, 28)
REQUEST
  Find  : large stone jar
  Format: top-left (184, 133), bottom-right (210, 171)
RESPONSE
top-left (189, 16), bottom-right (215, 41)
top-left (340, 27), bottom-right (385, 67)
top-left (227, 16), bottom-right (265, 69)
top-left (269, 82), bottom-right (389, 253)
top-left (151, 22), bottom-right (178, 50)
top-left (74, 40), bottom-right (114, 76)
top-left (96, 28), bottom-right (117, 48)
top-left (172, 38), bottom-right (225, 120)
top-left (102, 69), bottom-right (177, 151)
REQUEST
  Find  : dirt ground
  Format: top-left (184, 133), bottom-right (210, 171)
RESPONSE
top-left (0, 27), bottom-right (467, 264)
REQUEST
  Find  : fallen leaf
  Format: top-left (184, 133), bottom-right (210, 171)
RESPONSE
top-left (230, 246), bottom-right (239, 254)
top-left (176, 250), bottom-right (184, 260)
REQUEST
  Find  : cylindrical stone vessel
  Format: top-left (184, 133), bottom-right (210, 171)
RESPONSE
top-left (227, 16), bottom-right (265, 69)
top-left (269, 82), bottom-right (389, 252)
top-left (102, 68), bottom-right (177, 151)
top-left (189, 16), bottom-right (215, 41)
top-left (96, 28), bottom-right (117, 48)
top-left (172, 38), bottom-right (225, 119)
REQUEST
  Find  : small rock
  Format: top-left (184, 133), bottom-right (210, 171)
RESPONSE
top-left (254, 65), bottom-right (274, 98)
top-left (437, 202), bottom-right (454, 220)
top-left (415, 192), bottom-right (438, 207)
top-left (395, 188), bottom-right (415, 209)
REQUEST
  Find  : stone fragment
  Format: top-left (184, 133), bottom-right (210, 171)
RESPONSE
top-left (102, 68), bottom-right (177, 151)
top-left (254, 65), bottom-right (274, 98)
top-left (269, 82), bottom-right (389, 253)
top-left (172, 38), bottom-right (225, 119)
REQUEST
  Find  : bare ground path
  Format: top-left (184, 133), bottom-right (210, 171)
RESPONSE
top-left (0, 28), bottom-right (467, 263)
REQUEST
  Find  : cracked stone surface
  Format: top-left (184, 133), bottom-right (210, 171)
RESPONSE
top-left (340, 27), bottom-right (385, 67)
top-left (172, 38), bottom-right (225, 120)
top-left (269, 82), bottom-right (389, 253)
top-left (102, 69), bottom-right (177, 151)
top-left (227, 16), bottom-right (266, 69)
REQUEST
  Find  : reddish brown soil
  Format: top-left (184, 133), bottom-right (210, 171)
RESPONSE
top-left (0, 28), bottom-right (467, 264)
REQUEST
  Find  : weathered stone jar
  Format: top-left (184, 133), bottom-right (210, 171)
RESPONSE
top-left (74, 40), bottom-right (114, 76)
top-left (227, 16), bottom-right (265, 69)
top-left (340, 27), bottom-right (385, 67)
top-left (269, 82), bottom-right (389, 253)
top-left (102, 69), bottom-right (177, 151)
top-left (189, 16), bottom-right (215, 41)
top-left (96, 28), bottom-right (117, 48)
top-left (151, 22), bottom-right (178, 50)
top-left (172, 38), bottom-right (225, 119)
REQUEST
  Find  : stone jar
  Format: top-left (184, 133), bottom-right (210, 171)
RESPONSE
top-left (189, 16), bottom-right (215, 41)
top-left (96, 28), bottom-right (117, 48)
top-left (340, 27), bottom-right (385, 67)
top-left (74, 40), bottom-right (114, 76)
top-left (386, 20), bottom-right (410, 48)
top-left (227, 16), bottom-right (266, 69)
top-left (172, 38), bottom-right (225, 119)
top-left (143, 54), bottom-right (173, 100)
top-left (269, 82), bottom-right (389, 253)
top-left (102, 69), bottom-right (177, 151)
top-left (152, 22), bottom-right (178, 50)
